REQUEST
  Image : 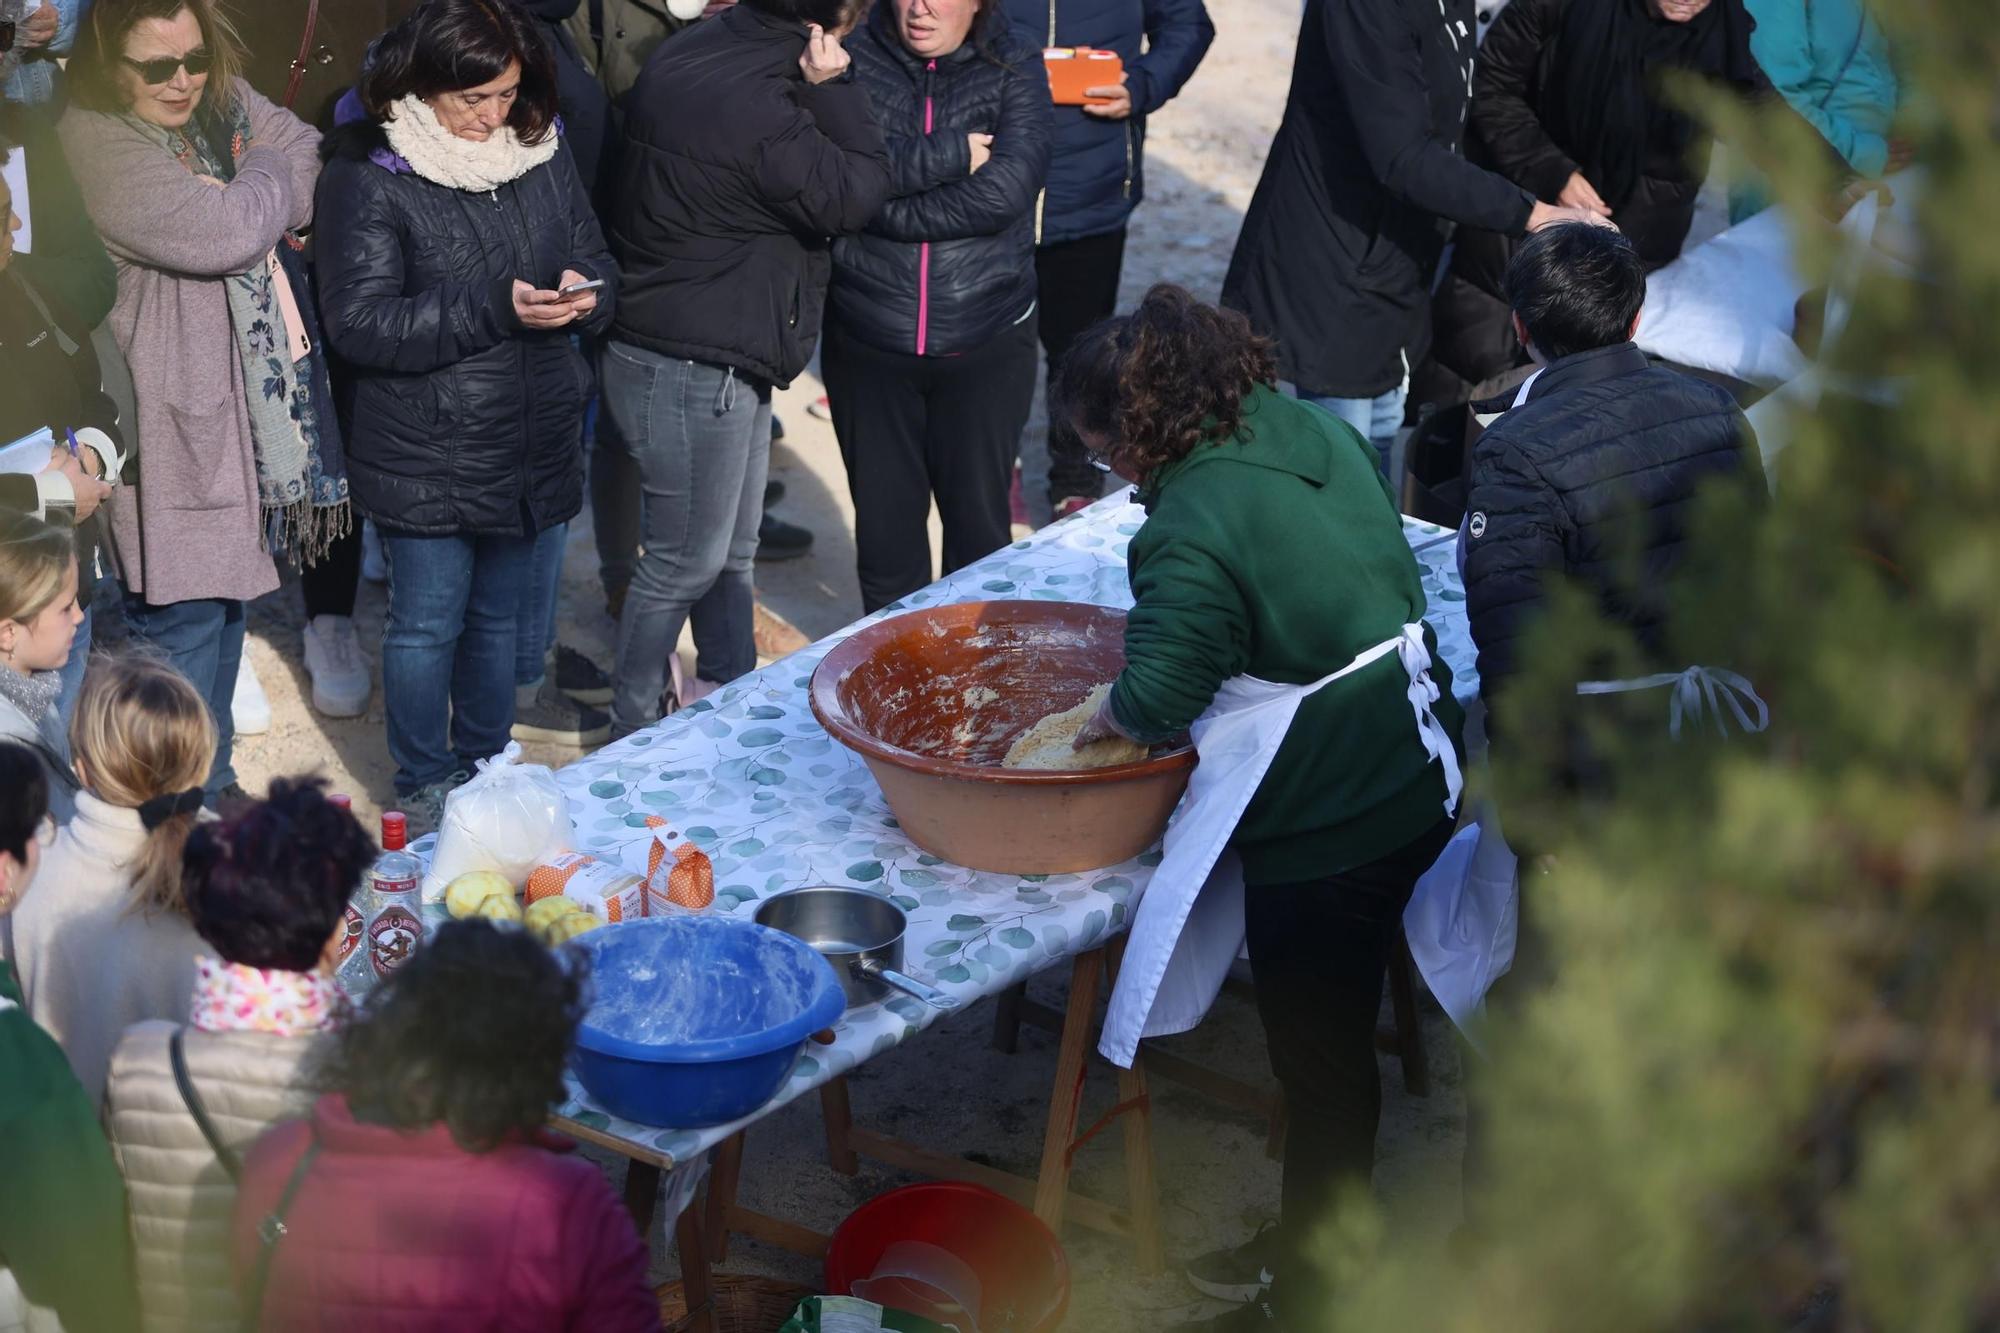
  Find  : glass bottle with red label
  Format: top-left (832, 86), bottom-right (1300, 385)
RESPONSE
top-left (367, 811), bottom-right (424, 977)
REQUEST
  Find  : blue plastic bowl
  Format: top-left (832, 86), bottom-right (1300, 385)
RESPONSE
top-left (568, 916), bottom-right (846, 1128)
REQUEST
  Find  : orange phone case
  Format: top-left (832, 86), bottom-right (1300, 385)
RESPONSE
top-left (1043, 47), bottom-right (1124, 106)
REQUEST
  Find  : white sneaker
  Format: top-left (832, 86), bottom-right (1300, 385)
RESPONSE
top-left (302, 614), bottom-right (373, 718)
top-left (232, 653), bottom-right (272, 736)
top-left (361, 520), bottom-right (388, 584)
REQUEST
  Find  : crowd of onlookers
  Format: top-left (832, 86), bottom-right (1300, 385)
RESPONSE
top-left (0, 0), bottom-right (1902, 1328)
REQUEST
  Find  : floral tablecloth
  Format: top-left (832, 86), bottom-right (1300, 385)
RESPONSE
top-left (351, 492), bottom-right (1476, 1172)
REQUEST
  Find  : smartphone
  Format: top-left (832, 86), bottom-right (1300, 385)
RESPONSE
top-left (558, 277), bottom-right (608, 297)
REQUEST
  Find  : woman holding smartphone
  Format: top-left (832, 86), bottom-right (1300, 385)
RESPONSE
top-left (315, 0), bottom-right (616, 829)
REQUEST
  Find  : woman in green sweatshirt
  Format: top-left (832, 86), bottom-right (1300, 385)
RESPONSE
top-left (0, 740), bottom-right (141, 1333)
top-left (1057, 285), bottom-right (1462, 1333)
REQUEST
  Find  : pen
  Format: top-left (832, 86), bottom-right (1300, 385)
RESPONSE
top-left (64, 427), bottom-right (82, 462)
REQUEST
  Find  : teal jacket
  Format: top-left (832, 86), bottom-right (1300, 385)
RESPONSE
top-left (1733, 0), bottom-right (1898, 219)
top-left (1110, 386), bottom-right (1463, 884)
top-left (0, 961), bottom-right (140, 1332)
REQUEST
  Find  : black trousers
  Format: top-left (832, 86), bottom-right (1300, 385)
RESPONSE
top-left (822, 311), bottom-right (1040, 614)
top-left (1244, 815), bottom-right (1458, 1322)
top-left (298, 521), bottom-right (362, 620)
top-left (1033, 228), bottom-right (1127, 505)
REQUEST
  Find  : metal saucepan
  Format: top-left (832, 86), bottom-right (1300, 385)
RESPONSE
top-left (755, 887), bottom-right (961, 1012)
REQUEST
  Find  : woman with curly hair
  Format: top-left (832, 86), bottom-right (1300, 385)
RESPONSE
top-left (1056, 285), bottom-right (1465, 1333)
top-left (104, 777), bottom-right (375, 1332)
top-left (230, 919), bottom-right (660, 1332)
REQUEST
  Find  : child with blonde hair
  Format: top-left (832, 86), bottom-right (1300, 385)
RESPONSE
top-left (11, 654), bottom-right (218, 1102)
top-left (0, 511), bottom-right (86, 821)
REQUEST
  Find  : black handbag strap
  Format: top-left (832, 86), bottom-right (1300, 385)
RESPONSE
top-left (170, 1025), bottom-right (243, 1182)
top-left (240, 1135), bottom-right (322, 1333)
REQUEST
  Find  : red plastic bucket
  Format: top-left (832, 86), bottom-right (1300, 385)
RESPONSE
top-left (824, 1182), bottom-right (1071, 1333)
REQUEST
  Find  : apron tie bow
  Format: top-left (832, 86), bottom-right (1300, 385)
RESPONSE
top-left (1576, 665), bottom-right (1770, 739)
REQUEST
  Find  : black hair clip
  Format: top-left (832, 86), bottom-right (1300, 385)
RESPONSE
top-left (138, 787), bottom-right (205, 831)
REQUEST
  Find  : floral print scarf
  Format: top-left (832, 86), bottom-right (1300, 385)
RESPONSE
top-left (191, 956), bottom-right (346, 1038)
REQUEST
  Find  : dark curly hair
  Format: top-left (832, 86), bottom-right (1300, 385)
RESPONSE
top-left (182, 777), bottom-right (375, 972)
top-left (323, 919), bottom-right (588, 1152)
top-left (361, 0), bottom-right (561, 146)
top-left (1051, 285), bottom-right (1279, 483)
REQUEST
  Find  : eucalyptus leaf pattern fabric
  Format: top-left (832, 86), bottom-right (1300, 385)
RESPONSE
top-left (337, 493), bottom-right (1476, 1174)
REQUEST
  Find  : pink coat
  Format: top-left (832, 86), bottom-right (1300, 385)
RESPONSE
top-left (232, 1095), bottom-right (662, 1333)
top-left (58, 86), bottom-right (321, 606)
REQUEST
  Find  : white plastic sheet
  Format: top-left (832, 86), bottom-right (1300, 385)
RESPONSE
top-left (420, 742), bottom-right (573, 901)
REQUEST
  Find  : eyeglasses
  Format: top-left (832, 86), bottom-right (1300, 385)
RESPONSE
top-left (121, 48), bottom-right (213, 85)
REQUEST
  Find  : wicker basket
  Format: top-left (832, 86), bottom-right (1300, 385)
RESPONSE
top-left (657, 1275), bottom-right (816, 1333)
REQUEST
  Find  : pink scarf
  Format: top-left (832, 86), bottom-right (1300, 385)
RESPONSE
top-left (190, 957), bottom-right (345, 1037)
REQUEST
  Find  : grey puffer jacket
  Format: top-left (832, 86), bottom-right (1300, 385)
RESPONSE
top-left (830, 6), bottom-right (1052, 357)
top-left (104, 1020), bottom-right (328, 1333)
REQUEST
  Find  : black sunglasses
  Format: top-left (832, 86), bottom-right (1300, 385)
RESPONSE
top-left (121, 48), bottom-right (213, 85)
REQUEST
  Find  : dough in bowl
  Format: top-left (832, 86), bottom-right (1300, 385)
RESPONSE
top-left (1003, 684), bottom-right (1150, 771)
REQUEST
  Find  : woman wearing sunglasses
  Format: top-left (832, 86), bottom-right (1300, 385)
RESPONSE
top-left (58, 0), bottom-right (338, 808)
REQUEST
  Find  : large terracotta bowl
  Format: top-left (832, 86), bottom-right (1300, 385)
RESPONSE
top-left (810, 601), bottom-right (1195, 875)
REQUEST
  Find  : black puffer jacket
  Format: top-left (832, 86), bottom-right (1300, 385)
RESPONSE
top-left (1462, 343), bottom-right (1765, 728)
top-left (608, 3), bottom-right (890, 387)
top-left (829, 7), bottom-right (1052, 357)
top-left (315, 114), bottom-right (615, 537)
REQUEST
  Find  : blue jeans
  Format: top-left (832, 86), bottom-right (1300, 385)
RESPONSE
top-left (517, 522), bottom-right (567, 688)
top-left (599, 344), bottom-right (770, 734)
top-left (1302, 384), bottom-right (1408, 477)
top-left (118, 589), bottom-right (244, 797)
top-left (380, 531), bottom-right (535, 794)
top-left (54, 604), bottom-right (93, 727)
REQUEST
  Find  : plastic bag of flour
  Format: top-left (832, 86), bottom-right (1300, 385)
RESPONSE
top-left (421, 743), bottom-right (572, 901)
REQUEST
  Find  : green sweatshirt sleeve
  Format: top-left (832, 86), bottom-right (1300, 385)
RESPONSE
top-left (1110, 531), bottom-right (1251, 744)
top-left (12, 110), bottom-right (119, 331)
top-left (0, 1000), bottom-right (141, 1333)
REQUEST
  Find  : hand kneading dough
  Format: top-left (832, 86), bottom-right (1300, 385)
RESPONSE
top-left (1003, 684), bottom-right (1150, 770)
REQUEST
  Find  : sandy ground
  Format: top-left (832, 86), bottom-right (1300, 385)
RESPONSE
top-left (221, 0), bottom-right (1474, 1322)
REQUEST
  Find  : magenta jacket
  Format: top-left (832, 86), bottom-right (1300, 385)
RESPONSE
top-left (232, 1095), bottom-right (661, 1332)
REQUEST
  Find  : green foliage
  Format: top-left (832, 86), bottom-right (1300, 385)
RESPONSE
top-left (1338, 4), bottom-right (2000, 1326)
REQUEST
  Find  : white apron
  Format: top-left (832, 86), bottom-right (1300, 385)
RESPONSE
top-left (1099, 623), bottom-right (1464, 1067)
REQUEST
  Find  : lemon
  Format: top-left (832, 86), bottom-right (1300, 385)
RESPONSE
top-left (543, 912), bottom-right (605, 945)
top-left (525, 894), bottom-right (586, 937)
top-left (475, 893), bottom-right (524, 923)
top-left (445, 870), bottom-right (515, 920)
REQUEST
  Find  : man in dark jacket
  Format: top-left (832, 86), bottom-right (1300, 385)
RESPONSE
top-left (1221, 0), bottom-right (1590, 473)
top-left (1000, 0), bottom-right (1213, 516)
top-left (601, 0), bottom-right (888, 735)
top-left (1463, 222), bottom-right (1766, 739)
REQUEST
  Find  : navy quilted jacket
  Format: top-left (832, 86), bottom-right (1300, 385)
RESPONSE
top-left (1462, 343), bottom-right (1766, 731)
top-left (999, 0), bottom-right (1215, 245)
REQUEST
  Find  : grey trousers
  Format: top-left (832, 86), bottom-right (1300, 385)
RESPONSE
top-left (599, 342), bottom-right (771, 734)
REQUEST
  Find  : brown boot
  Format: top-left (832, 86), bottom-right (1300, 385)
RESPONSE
top-left (753, 599), bottom-right (810, 660)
